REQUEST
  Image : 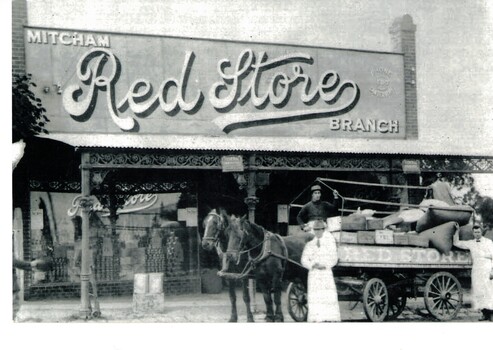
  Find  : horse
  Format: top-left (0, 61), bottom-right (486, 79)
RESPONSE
top-left (201, 209), bottom-right (254, 322)
top-left (224, 216), bottom-right (312, 322)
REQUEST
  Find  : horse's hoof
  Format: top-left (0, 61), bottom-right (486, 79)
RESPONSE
top-left (275, 316), bottom-right (284, 322)
top-left (228, 317), bottom-right (238, 322)
top-left (265, 316), bottom-right (275, 322)
top-left (247, 316), bottom-right (255, 322)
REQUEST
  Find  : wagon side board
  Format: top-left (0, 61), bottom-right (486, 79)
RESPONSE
top-left (336, 244), bottom-right (472, 269)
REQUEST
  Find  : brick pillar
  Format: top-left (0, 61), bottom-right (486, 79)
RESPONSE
top-left (12, 0), bottom-right (28, 78)
top-left (390, 15), bottom-right (418, 139)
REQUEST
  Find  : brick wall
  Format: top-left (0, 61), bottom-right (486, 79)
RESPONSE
top-left (390, 15), bottom-right (418, 139)
top-left (26, 277), bottom-right (202, 300)
top-left (12, 0), bottom-right (27, 77)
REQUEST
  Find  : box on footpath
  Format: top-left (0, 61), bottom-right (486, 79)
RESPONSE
top-left (133, 273), bottom-right (165, 313)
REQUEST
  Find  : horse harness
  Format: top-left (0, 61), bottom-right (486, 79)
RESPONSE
top-left (203, 212), bottom-right (226, 258)
top-left (227, 229), bottom-right (290, 280)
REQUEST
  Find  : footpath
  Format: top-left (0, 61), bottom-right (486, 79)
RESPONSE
top-left (13, 290), bottom-right (480, 323)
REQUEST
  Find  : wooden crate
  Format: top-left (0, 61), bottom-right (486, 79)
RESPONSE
top-left (366, 218), bottom-right (384, 230)
top-left (340, 231), bottom-right (358, 244)
top-left (357, 231), bottom-right (376, 245)
top-left (375, 230), bottom-right (394, 245)
top-left (341, 215), bottom-right (367, 231)
top-left (408, 234), bottom-right (429, 248)
top-left (393, 234), bottom-right (409, 246)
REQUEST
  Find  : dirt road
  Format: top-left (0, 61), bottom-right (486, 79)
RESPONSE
top-left (14, 290), bottom-right (483, 323)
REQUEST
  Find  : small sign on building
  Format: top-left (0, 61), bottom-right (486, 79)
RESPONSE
top-left (277, 204), bottom-right (289, 223)
top-left (30, 209), bottom-right (44, 230)
top-left (402, 159), bottom-right (421, 174)
top-left (221, 155), bottom-right (244, 172)
top-left (186, 207), bottom-right (198, 227)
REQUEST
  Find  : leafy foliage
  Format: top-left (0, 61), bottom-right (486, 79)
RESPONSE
top-left (12, 74), bottom-right (49, 142)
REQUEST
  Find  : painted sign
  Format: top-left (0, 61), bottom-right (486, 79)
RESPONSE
top-left (338, 245), bottom-right (472, 267)
top-left (67, 194), bottom-right (159, 217)
top-left (25, 27), bottom-right (406, 139)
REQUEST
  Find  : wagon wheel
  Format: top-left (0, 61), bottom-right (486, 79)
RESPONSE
top-left (362, 278), bottom-right (389, 322)
top-left (424, 272), bottom-right (463, 321)
top-left (287, 281), bottom-right (308, 322)
top-left (385, 294), bottom-right (406, 321)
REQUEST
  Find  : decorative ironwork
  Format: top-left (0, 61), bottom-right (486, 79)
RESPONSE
top-left (84, 150), bottom-right (493, 173)
top-left (30, 179), bottom-right (190, 196)
top-left (95, 181), bottom-right (192, 194)
top-left (254, 155), bottom-right (391, 171)
top-left (88, 152), bottom-right (221, 169)
top-left (419, 157), bottom-right (493, 173)
top-left (29, 180), bottom-right (81, 192)
top-left (244, 196), bottom-right (259, 210)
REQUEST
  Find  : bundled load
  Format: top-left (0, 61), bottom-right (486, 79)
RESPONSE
top-left (292, 177), bottom-right (475, 256)
top-left (321, 178), bottom-right (474, 255)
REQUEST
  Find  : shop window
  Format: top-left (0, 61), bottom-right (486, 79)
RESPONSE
top-left (29, 191), bottom-right (199, 285)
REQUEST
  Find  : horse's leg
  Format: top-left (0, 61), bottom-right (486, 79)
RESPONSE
top-left (258, 277), bottom-right (274, 322)
top-left (242, 279), bottom-right (254, 322)
top-left (228, 280), bottom-right (238, 322)
top-left (273, 266), bottom-right (284, 322)
top-left (273, 290), bottom-right (283, 322)
top-left (262, 291), bottom-right (274, 322)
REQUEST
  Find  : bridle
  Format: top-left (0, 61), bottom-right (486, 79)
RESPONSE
top-left (203, 212), bottom-right (226, 257)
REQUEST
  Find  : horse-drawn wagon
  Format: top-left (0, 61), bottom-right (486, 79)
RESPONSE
top-left (287, 243), bottom-right (472, 322)
top-left (287, 177), bottom-right (473, 322)
top-left (202, 176), bottom-right (474, 322)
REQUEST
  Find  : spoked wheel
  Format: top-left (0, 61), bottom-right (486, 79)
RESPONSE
top-left (287, 281), bottom-right (308, 322)
top-left (385, 293), bottom-right (406, 321)
top-left (362, 278), bottom-right (389, 322)
top-left (424, 272), bottom-right (463, 321)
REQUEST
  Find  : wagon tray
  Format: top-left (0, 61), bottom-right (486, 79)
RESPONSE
top-left (336, 244), bottom-right (472, 269)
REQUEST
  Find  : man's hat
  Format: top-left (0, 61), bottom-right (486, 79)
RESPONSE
top-left (311, 185), bottom-right (322, 192)
top-left (312, 220), bottom-right (326, 231)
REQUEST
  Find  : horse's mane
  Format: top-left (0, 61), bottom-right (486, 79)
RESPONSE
top-left (242, 219), bottom-right (267, 241)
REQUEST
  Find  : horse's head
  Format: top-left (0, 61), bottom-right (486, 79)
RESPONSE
top-left (201, 209), bottom-right (228, 252)
top-left (222, 215), bottom-right (247, 269)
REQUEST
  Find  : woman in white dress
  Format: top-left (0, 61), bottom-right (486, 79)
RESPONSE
top-left (453, 224), bottom-right (493, 321)
top-left (301, 220), bottom-right (340, 322)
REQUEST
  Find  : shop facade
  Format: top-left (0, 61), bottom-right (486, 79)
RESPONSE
top-left (12, 2), bottom-right (493, 316)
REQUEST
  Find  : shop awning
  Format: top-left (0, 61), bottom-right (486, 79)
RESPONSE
top-left (39, 133), bottom-right (493, 157)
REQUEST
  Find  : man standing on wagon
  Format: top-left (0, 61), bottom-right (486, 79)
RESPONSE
top-left (453, 224), bottom-right (493, 321)
top-left (297, 184), bottom-right (341, 233)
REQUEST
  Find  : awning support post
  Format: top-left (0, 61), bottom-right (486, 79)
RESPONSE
top-left (79, 152), bottom-right (92, 318)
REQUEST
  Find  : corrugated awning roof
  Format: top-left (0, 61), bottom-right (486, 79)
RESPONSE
top-left (39, 133), bottom-right (493, 157)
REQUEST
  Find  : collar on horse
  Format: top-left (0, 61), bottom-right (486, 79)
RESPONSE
top-left (220, 229), bottom-right (289, 280)
top-left (249, 231), bottom-right (288, 267)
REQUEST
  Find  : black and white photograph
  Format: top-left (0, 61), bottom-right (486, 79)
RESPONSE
top-left (4, 0), bottom-right (493, 348)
